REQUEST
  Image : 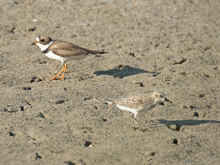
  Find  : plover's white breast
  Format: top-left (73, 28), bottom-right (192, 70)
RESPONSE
top-left (45, 51), bottom-right (67, 63)
top-left (44, 50), bottom-right (88, 63)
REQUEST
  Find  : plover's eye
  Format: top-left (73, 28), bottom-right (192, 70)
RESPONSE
top-left (41, 39), bottom-right (45, 42)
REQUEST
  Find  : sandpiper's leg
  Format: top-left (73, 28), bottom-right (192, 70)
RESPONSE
top-left (50, 62), bottom-right (67, 81)
top-left (131, 116), bottom-right (135, 130)
top-left (107, 102), bottom-right (116, 110)
top-left (55, 62), bottom-right (67, 80)
top-left (133, 116), bottom-right (142, 131)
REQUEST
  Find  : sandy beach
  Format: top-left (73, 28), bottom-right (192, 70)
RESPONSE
top-left (0, 0), bottom-right (220, 164)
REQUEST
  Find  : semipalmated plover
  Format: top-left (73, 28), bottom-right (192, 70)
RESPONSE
top-left (32, 36), bottom-right (106, 81)
top-left (106, 91), bottom-right (173, 131)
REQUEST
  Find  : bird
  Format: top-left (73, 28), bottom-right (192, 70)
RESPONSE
top-left (32, 36), bottom-right (106, 81)
top-left (106, 91), bottom-right (173, 131)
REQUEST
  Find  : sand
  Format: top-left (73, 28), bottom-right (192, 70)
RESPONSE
top-left (0, 0), bottom-right (220, 164)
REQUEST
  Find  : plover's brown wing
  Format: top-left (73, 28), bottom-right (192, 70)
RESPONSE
top-left (49, 40), bottom-right (106, 57)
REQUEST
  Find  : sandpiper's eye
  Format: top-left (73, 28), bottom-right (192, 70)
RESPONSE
top-left (41, 39), bottom-right (45, 42)
top-left (160, 95), bottom-right (163, 98)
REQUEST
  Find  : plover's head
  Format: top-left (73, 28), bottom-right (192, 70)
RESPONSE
top-left (152, 91), bottom-right (172, 105)
top-left (32, 36), bottom-right (53, 51)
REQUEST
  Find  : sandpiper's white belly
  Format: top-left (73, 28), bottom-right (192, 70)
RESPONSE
top-left (116, 105), bottom-right (142, 114)
top-left (116, 104), bottom-right (156, 114)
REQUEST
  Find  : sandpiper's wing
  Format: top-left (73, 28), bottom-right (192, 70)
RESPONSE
top-left (115, 96), bottom-right (144, 109)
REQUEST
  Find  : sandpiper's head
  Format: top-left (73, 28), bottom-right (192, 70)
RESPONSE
top-left (152, 91), bottom-right (172, 105)
top-left (32, 36), bottom-right (53, 51)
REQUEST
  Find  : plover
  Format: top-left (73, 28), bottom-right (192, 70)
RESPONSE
top-left (32, 36), bottom-right (106, 81)
top-left (106, 91), bottom-right (173, 131)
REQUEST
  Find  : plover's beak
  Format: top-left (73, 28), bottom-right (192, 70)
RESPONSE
top-left (31, 41), bottom-right (37, 45)
top-left (165, 98), bottom-right (173, 105)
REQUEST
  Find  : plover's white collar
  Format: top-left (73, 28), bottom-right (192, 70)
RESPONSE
top-left (36, 37), bottom-right (54, 51)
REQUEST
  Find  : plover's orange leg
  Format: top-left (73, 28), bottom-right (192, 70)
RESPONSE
top-left (50, 62), bottom-right (67, 81)
top-left (56, 62), bottom-right (67, 80)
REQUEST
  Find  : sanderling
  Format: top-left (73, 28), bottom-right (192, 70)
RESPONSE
top-left (106, 91), bottom-right (173, 131)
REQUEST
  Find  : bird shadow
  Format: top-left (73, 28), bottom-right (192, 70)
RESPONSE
top-left (157, 119), bottom-right (220, 130)
top-left (140, 119), bottom-right (220, 132)
top-left (158, 119), bottom-right (220, 126)
top-left (94, 65), bottom-right (159, 78)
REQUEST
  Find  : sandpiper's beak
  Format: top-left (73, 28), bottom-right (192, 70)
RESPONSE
top-left (165, 98), bottom-right (173, 105)
top-left (31, 41), bottom-right (37, 45)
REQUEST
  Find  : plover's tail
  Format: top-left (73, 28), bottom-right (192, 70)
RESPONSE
top-left (105, 101), bottom-right (116, 110)
top-left (87, 49), bottom-right (107, 55)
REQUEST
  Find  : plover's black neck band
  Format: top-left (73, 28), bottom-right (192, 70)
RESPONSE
top-left (42, 48), bottom-right (49, 54)
top-left (41, 41), bottom-right (54, 53)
